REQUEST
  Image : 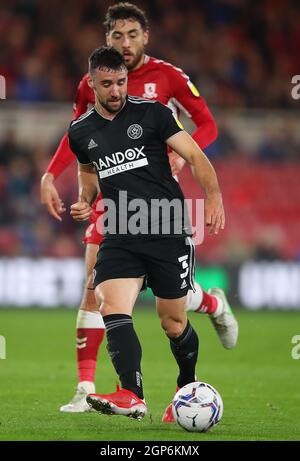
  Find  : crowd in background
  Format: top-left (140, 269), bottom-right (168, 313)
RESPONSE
top-left (0, 0), bottom-right (299, 262)
top-left (1, 0), bottom-right (299, 107)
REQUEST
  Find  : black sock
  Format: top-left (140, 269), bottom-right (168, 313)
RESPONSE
top-left (103, 314), bottom-right (143, 399)
top-left (168, 321), bottom-right (199, 388)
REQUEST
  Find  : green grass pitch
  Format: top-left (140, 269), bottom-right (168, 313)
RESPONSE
top-left (0, 307), bottom-right (299, 441)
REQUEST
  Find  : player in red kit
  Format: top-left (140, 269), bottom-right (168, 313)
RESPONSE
top-left (40, 3), bottom-right (238, 417)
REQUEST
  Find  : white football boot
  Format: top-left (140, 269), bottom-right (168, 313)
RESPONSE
top-left (208, 288), bottom-right (239, 349)
top-left (60, 381), bottom-right (95, 413)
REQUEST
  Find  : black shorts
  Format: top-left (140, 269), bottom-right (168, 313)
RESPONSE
top-left (93, 237), bottom-right (195, 299)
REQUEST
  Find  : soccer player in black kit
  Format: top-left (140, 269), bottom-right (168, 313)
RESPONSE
top-left (69, 46), bottom-right (225, 419)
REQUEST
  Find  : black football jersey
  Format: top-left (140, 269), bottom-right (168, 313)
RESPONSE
top-left (68, 96), bottom-right (192, 239)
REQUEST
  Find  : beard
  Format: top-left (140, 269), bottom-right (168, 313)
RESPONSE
top-left (101, 97), bottom-right (125, 114)
top-left (124, 48), bottom-right (144, 71)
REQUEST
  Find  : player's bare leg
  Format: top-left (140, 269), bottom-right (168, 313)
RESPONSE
top-left (185, 282), bottom-right (238, 349)
top-left (86, 278), bottom-right (147, 419)
top-left (157, 296), bottom-right (199, 423)
top-left (60, 243), bottom-right (105, 412)
top-left (156, 295), bottom-right (188, 339)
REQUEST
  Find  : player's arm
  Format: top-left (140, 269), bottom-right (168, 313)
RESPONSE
top-left (168, 65), bottom-right (218, 149)
top-left (70, 163), bottom-right (99, 222)
top-left (68, 129), bottom-right (99, 222)
top-left (40, 76), bottom-right (90, 220)
top-left (166, 66), bottom-right (218, 175)
top-left (40, 134), bottom-right (71, 221)
top-left (166, 130), bottom-right (224, 235)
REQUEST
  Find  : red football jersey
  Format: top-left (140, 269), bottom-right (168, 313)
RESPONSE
top-left (47, 55), bottom-right (217, 178)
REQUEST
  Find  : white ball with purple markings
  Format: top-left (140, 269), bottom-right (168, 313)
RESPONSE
top-left (172, 382), bottom-right (223, 432)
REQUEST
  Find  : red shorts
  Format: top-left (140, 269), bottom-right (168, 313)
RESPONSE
top-left (82, 195), bottom-right (105, 245)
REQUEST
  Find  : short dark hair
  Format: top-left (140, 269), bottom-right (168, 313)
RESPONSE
top-left (104, 2), bottom-right (149, 32)
top-left (88, 46), bottom-right (126, 75)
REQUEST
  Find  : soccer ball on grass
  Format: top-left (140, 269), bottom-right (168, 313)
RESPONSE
top-left (172, 381), bottom-right (223, 432)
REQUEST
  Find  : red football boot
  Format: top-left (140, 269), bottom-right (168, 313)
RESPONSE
top-left (161, 386), bottom-right (180, 423)
top-left (87, 384), bottom-right (147, 420)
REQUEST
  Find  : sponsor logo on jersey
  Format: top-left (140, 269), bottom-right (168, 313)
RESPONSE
top-left (143, 83), bottom-right (158, 99)
top-left (93, 146), bottom-right (148, 178)
top-left (88, 139), bottom-right (98, 149)
top-left (127, 124), bottom-right (143, 140)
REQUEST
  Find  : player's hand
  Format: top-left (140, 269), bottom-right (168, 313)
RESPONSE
top-left (70, 201), bottom-right (92, 221)
top-left (40, 173), bottom-right (66, 221)
top-left (205, 193), bottom-right (225, 235)
top-left (169, 151), bottom-right (186, 177)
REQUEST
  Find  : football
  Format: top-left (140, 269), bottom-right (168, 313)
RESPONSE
top-left (172, 381), bottom-right (223, 432)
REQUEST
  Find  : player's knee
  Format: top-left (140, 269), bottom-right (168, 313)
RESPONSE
top-left (99, 301), bottom-right (116, 317)
top-left (79, 274), bottom-right (100, 311)
top-left (95, 288), bottom-right (114, 315)
top-left (80, 293), bottom-right (99, 312)
top-left (161, 317), bottom-right (185, 339)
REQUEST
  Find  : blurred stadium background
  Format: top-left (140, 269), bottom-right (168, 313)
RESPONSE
top-left (1, 0), bottom-right (300, 442)
top-left (0, 0), bottom-right (299, 310)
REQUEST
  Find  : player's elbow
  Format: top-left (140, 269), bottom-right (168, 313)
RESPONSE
top-left (211, 118), bottom-right (218, 143)
top-left (193, 105), bottom-right (219, 149)
top-left (206, 118), bottom-right (218, 146)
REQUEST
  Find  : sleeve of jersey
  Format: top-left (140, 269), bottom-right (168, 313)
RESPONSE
top-left (68, 127), bottom-right (91, 165)
top-left (168, 67), bottom-right (218, 149)
top-left (47, 76), bottom-right (90, 178)
top-left (47, 132), bottom-right (76, 178)
top-left (154, 102), bottom-right (183, 141)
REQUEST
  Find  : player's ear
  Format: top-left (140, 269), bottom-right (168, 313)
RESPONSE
top-left (143, 30), bottom-right (149, 46)
top-left (87, 75), bottom-right (95, 90)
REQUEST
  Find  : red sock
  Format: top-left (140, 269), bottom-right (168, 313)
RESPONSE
top-left (195, 290), bottom-right (218, 315)
top-left (76, 310), bottom-right (105, 383)
top-left (77, 328), bottom-right (105, 382)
